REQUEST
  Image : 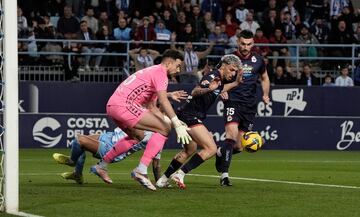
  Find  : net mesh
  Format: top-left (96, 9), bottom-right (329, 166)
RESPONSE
top-left (0, 1), bottom-right (5, 211)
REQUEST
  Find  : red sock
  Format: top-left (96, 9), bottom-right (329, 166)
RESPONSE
top-left (103, 136), bottom-right (137, 163)
top-left (140, 133), bottom-right (167, 166)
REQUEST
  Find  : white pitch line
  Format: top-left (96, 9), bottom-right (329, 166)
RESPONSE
top-left (188, 174), bottom-right (360, 189)
top-left (20, 172), bottom-right (360, 190)
top-left (8, 211), bottom-right (44, 217)
top-left (19, 172), bottom-right (129, 176)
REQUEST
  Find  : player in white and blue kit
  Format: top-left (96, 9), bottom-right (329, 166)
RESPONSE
top-left (53, 128), bottom-right (161, 184)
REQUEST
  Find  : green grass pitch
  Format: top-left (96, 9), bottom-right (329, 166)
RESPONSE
top-left (14, 149), bottom-right (360, 217)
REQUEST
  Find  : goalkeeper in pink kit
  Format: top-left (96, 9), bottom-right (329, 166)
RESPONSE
top-left (92, 50), bottom-right (192, 190)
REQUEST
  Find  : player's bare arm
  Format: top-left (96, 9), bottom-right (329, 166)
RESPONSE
top-left (158, 90), bottom-right (177, 119)
top-left (260, 70), bottom-right (270, 104)
top-left (191, 78), bottom-right (221, 97)
top-left (223, 69), bottom-right (244, 93)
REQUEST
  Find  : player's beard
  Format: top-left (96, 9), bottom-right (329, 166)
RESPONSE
top-left (240, 49), bottom-right (250, 57)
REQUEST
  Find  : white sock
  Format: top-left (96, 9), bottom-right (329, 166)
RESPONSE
top-left (137, 162), bottom-right (148, 174)
top-left (177, 169), bottom-right (185, 177)
top-left (98, 161), bottom-right (108, 169)
top-left (160, 174), bottom-right (168, 181)
top-left (221, 172), bottom-right (229, 180)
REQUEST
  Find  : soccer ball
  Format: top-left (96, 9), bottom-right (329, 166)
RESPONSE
top-left (241, 131), bottom-right (264, 153)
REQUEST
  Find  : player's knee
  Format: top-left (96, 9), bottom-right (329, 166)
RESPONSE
top-left (226, 131), bottom-right (238, 141)
top-left (203, 144), bottom-right (217, 157)
top-left (208, 145), bottom-right (217, 156)
top-left (76, 135), bottom-right (85, 148)
top-left (225, 126), bottom-right (238, 139)
top-left (158, 124), bottom-right (171, 136)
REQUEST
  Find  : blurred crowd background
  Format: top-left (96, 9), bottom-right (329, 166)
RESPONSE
top-left (16, 0), bottom-right (360, 85)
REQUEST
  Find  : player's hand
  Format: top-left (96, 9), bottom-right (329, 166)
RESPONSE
top-left (220, 91), bottom-right (229, 100)
top-left (209, 77), bottom-right (221, 91)
top-left (179, 120), bottom-right (188, 128)
top-left (235, 69), bottom-right (244, 84)
top-left (263, 95), bottom-right (270, 104)
top-left (169, 90), bottom-right (188, 102)
top-left (175, 125), bottom-right (192, 144)
top-left (171, 116), bottom-right (192, 145)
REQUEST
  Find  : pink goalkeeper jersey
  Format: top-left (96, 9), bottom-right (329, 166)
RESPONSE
top-left (108, 64), bottom-right (168, 106)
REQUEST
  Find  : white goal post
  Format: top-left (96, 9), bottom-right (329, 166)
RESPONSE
top-left (2, 0), bottom-right (19, 213)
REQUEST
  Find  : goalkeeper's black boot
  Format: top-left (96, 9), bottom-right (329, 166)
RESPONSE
top-left (220, 177), bottom-right (232, 186)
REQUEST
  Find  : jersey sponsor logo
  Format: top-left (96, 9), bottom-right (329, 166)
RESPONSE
top-left (337, 121), bottom-right (360, 151)
top-left (272, 88), bottom-right (307, 116)
top-left (251, 56), bottom-right (257, 63)
top-left (242, 64), bottom-right (254, 77)
top-left (33, 117), bottom-right (63, 148)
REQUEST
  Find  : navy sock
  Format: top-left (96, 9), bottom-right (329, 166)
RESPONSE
top-left (221, 139), bottom-right (236, 173)
top-left (70, 138), bottom-right (85, 165)
top-left (164, 159), bottom-right (182, 178)
top-left (181, 153), bottom-right (204, 174)
top-left (75, 152), bottom-right (86, 175)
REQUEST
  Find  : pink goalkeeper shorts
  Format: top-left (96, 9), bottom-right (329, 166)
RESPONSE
top-left (106, 104), bottom-right (149, 129)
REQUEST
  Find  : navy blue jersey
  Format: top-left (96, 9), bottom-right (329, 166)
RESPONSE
top-left (229, 51), bottom-right (266, 107)
top-left (178, 69), bottom-right (224, 119)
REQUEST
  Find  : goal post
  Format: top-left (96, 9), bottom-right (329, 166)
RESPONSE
top-left (2, 0), bottom-right (19, 213)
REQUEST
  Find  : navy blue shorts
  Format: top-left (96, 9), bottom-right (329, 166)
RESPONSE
top-left (177, 111), bottom-right (204, 127)
top-left (223, 101), bottom-right (256, 132)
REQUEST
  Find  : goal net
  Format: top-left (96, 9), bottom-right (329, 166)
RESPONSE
top-left (1, 0), bottom-right (19, 214)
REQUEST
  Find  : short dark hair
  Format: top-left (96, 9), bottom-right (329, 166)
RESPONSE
top-left (340, 63), bottom-right (349, 70)
top-left (325, 74), bottom-right (332, 79)
top-left (162, 49), bottom-right (184, 61)
top-left (238, 30), bottom-right (254, 39)
top-left (303, 63), bottom-right (311, 68)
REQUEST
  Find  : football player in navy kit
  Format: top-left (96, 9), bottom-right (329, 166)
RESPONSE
top-left (216, 30), bottom-right (270, 186)
top-left (155, 55), bottom-right (243, 189)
